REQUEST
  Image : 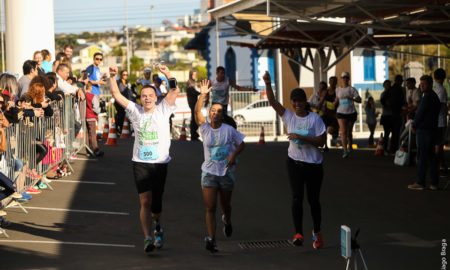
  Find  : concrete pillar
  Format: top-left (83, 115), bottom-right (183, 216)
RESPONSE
top-left (313, 49), bottom-right (327, 92)
top-left (5, 0), bottom-right (55, 76)
top-left (404, 61), bottom-right (424, 85)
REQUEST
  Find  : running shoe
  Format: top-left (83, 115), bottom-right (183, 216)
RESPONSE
top-left (0, 216), bottom-right (11, 228)
top-left (21, 192), bottom-right (32, 200)
top-left (204, 236), bottom-right (218, 253)
top-left (342, 151), bottom-right (349, 158)
top-left (26, 187), bottom-right (42, 194)
top-left (312, 232), bottom-right (324, 249)
top-left (429, 184), bottom-right (439, 191)
top-left (144, 237), bottom-right (155, 253)
top-left (38, 183), bottom-right (48, 190)
top-left (407, 183), bottom-right (424, 190)
top-left (221, 214), bottom-right (233, 237)
top-left (11, 192), bottom-right (22, 199)
top-left (154, 228), bottom-right (164, 249)
top-left (292, 233), bottom-right (304, 246)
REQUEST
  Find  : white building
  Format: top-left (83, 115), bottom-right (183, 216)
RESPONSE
top-left (187, 19), bottom-right (275, 88)
top-left (153, 26), bottom-right (195, 44)
top-left (351, 48), bottom-right (389, 91)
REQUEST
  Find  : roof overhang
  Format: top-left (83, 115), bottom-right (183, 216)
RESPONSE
top-left (209, 0), bottom-right (450, 48)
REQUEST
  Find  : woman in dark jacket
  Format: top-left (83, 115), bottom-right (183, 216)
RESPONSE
top-left (186, 69), bottom-right (200, 140)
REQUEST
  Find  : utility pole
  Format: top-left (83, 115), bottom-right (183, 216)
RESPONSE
top-left (0, 0), bottom-right (5, 73)
top-left (125, 0), bottom-right (130, 74)
top-left (150, 4), bottom-right (155, 63)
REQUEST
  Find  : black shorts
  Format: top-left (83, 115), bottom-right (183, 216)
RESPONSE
top-left (322, 116), bottom-right (339, 130)
top-left (132, 162), bottom-right (168, 194)
top-left (337, 112), bottom-right (357, 122)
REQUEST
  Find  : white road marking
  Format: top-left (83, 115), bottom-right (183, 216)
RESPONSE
top-left (56, 180), bottom-right (116, 185)
top-left (9, 206), bottom-right (129, 216)
top-left (0, 240), bottom-right (135, 248)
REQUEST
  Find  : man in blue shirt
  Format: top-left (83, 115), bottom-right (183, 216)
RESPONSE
top-left (85, 52), bottom-right (106, 96)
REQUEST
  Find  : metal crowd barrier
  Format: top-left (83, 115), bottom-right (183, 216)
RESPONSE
top-left (0, 96), bottom-right (88, 218)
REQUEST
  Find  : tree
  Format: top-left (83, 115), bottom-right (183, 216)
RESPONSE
top-left (111, 46), bottom-right (123, 57)
top-left (177, 38), bottom-right (192, 48)
top-left (197, 66), bottom-right (207, 81)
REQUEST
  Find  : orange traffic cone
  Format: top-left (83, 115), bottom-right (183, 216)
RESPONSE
top-left (105, 119), bottom-right (118, 146)
top-left (120, 117), bottom-right (131, 139)
top-left (76, 127), bottom-right (84, 139)
top-left (179, 120), bottom-right (187, 141)
top-left (258, 126), bottom-right (265, 145)
top-left (102, 120), bottom-right (109, 139)
top-left (375, 133), bottom-right (384, 156)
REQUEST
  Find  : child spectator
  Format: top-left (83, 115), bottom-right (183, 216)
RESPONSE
top-left (85, 83), bottom-right (104, 157)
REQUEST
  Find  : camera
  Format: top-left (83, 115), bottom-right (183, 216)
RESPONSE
top-left (168, 78), bottom-right (177, 90)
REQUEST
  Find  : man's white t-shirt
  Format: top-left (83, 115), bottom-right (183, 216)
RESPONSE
top-left (200, 122), bottom-right (245, 176)
top-left (282, 109), bottom-right (326, 164)
top-left (126, 100), bottom-right (176, 163)
top-left (336, 86), bottom-right (359, 114)
top-left (211, 78), bottom-right (230, 105)
top-left (433, 82), bottom-right (447, 128)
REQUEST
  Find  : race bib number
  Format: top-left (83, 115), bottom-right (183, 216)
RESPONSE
top-left (340, 98), bottom-right (352, 107)
top-left (210, 145), bottom-right (229, 161)
top-left (139, 145), bottom-right (159, 160)
top-left (292, 129), bottom-right (309, 145)
top-left (326, 101), bottom-right (335, 110)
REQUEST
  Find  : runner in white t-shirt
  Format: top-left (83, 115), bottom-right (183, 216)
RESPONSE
top-left (263, 71), bottom-right (326, 250)
top-left (195, 79), bottom-right (245, 253)
top-left (335, 72), bottom-right (361, 158)
top-left (109, 64), bottom-right (179, 253)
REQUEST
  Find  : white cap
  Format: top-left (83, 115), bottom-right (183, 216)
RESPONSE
top-left (341, 72), bottom-right (350, 78)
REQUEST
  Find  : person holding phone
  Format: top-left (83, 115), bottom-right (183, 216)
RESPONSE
top-left (263, 71), bottom-right (326, 249)
top-left (109, 64), bottom-right (179, 253)
top-left (194, 79), bottom-right (245, 253)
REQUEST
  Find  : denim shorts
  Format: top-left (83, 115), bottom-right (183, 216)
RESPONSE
top-left (201, 171), bottom-right (235, 190)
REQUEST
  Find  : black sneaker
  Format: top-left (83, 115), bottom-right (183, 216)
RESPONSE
top-left (144, 237), bottom-right (155, 253)
top-left (204, 237), bottom-right (218, 253)
top-left (94, 149), bottom-right (104, 157)
top-left (0, 217), bottom-right (11, 228)
top-left (221, 214), bottom-right (232, 237)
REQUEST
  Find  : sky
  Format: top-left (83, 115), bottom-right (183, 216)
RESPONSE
top-left (54, 0), bottom-right (200, 34)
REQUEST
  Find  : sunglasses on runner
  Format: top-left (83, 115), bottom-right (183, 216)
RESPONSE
top-left (95, 58), bottom-right (103, 61)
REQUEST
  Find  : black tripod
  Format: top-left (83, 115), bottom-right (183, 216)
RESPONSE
top-left (346, 229), bottom-right (368, 270)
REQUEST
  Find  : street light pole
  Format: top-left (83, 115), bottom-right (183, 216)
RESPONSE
top-left (150, 4), bottom-right (155, 63)
top-left (125, 0), bottom-right (130, 74)
top-left (0, 0), bottom-right (5, 73)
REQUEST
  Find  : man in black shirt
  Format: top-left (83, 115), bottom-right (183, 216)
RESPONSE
top-left (408, 75), bottom-right (440, 191)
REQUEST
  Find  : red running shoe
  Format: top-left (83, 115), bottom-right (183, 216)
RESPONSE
top-left (312, 232), bottom-right (324, 249)
top-left (26, 187), bottom-right (42, 194)
top-left (292, 233), bottom-right (303, 246)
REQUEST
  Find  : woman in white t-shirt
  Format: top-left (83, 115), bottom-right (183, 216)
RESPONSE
top-left (195, 79), bottom-right (245, 253)
top-left (263, 71), bottom-right (326, 249)
top-left (335, 72), bottom-right (361, 158)
top-left (109, 65), bottom-right (179, 253)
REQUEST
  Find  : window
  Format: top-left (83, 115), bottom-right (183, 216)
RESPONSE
top-left (363, 50), bottom-right (375, 81)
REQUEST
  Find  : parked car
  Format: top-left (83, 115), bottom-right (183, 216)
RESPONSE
top-left (232, 100), bottom-right (276, 125)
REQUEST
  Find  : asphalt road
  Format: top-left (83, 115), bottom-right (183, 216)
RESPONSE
top-left (0, 139), bottom-right (449, 270)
